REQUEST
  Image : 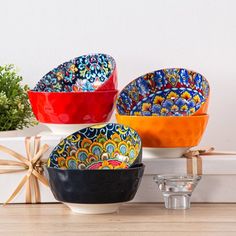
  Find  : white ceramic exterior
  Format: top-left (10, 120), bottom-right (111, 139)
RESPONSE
top-left (43, 123), bottom-right (97, 135)
top-left (64, 203), bottom-right (121, 214)
top-left (143, 148), bottom-right (190, 158)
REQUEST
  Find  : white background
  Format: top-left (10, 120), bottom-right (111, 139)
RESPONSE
top-left (0, 0), bottom-right (235, 150)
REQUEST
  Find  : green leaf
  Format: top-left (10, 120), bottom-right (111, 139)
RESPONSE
top-left (0, 64), bottom-right (37, 131)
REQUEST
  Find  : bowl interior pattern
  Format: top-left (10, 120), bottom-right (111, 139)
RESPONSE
top-left (116, 68), bottom-right (209, 116)
top-left (48, 123), bottom-right (142, 170)
top-left (34, 53), bottom-right (116, 92)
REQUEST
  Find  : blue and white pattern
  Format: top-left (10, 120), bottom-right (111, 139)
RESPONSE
top-left (34, 54), bottom-right (116, 92)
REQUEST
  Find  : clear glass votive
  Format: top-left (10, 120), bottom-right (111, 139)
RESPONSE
top-left (153, 174), bottom-right (201, 209)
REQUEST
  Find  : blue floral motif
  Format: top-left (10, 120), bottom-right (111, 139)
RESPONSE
top-left (153, 70), bottom-right (167, 89)
top-left (175, 97), bottom-right (186, 107)
top-left (151, 104), bottom-right (161, 114)
top-left (64, 73), bottom-right (75, 84)
top-left (194, 73), bottom-right (202, 90)
top-left (135, 78), bottom-right (150, 96)
top-left (179, 69), bottom-right (190, 86)
top-left (162, 99), bottom-right (173, 109)
top-left (33, 54), bottom-right (116, 92)
top-left (187, 100), bottom-right (196, 108)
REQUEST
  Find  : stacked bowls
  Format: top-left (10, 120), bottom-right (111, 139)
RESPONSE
top-left (28, 53), bottom-right (118, 134)
top-left (46, 123), bottom-right (145, 214)
top-left (116, 68), bottom-right (210, 157)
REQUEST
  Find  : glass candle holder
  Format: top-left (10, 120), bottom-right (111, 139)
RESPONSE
top-left (153, 174), bottom-right (201, 209)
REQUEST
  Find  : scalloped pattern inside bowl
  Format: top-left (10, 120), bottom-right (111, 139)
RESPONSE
top-left (48, 123), bottom-right (142, 170)
top-left (116, 68), bottom-right (209, 116)
top-left (34, 54), bottom-right (116, 92)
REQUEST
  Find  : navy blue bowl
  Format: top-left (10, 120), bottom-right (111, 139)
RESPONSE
top-left (45, 163), bottom-right (145, 204)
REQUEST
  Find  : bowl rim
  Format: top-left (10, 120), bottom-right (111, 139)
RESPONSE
top-left (43, 53), bottom-right (117, 75)
top-left (115, 67), bottom-right (210, 114)
top-left (28, 89), bottom-right (119, 95)
top-left (46, 163), bottom-right (145, 172)
top-left (115, 113), bottom-right (209, 119)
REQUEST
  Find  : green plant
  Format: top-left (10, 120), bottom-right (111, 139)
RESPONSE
top-left (0, 64), bottom-right (37, 131)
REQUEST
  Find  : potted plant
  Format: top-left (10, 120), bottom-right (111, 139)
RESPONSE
top-left (0, 64), bottom-right (36, 136)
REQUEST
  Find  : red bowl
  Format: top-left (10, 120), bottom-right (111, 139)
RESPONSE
top-left (28, 90), bottom-right (118, 124)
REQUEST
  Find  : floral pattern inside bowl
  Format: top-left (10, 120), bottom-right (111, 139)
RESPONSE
top-left (116, 68), bottom-right (209, 116)
top-left (48, 123), bottom-right (142, 170)
top-left (34, 54), bottom-right (116, 92)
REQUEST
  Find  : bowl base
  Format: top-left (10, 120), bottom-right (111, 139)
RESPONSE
top-left (64, 202), bottom-right (122, 214)
top-left (43, 123), bottom-right (97, 135)
top-left (143, 147), bottom-right (190, 158)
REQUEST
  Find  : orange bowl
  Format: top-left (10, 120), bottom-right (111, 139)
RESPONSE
top-left (116, 114), bottom-right (209, 148)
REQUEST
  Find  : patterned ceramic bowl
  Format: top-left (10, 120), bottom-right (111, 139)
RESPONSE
top-left (34, 53), bottom-right (117, 92)
top-left (48, 123), bottom-right (142, 170)
top-left (116, 114), bottom-right (209, 154)
top-left (28, 90), bottom-right (118, 134)
top-left (45, 163), bottom-right (145, 214)
top-left (116, 68), bottom-right (209, 116)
